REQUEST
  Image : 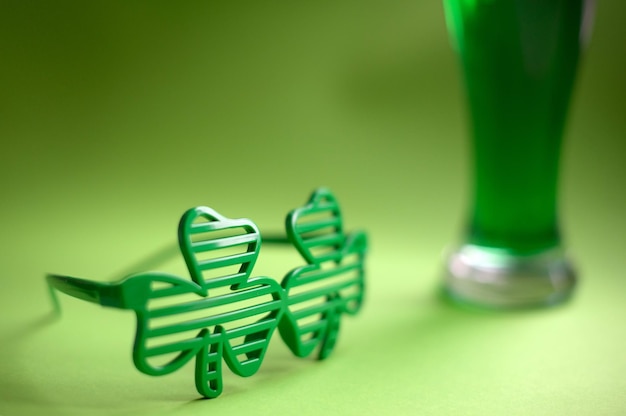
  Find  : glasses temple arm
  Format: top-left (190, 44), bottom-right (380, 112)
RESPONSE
top-left (46, 274), bottom-right (123, 314)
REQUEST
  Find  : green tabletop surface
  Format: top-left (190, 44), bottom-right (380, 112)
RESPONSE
top-left (1, 1), bottom-right (625, 415)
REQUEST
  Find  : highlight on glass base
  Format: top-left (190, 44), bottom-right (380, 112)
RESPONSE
top-left (444, 245), bottom-right (576, 309)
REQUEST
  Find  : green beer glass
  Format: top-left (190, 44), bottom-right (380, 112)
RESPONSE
top-left (442, 0), bottom-right (594, 307)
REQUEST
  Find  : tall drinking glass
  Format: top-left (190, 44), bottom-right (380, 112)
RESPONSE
top-left (442, 0), bottom-right (594, 308)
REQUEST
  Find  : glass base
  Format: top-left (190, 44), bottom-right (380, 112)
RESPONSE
top-left (443, 245), bottom-right (576, 309)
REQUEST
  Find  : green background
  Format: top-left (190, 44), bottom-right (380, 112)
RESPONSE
top-left (1, 1), bottom-right (624, 414)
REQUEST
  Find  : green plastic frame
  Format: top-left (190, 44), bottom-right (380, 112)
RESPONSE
top-left (278, 188), bottom-right (367, 359)
top-left (46, 188), bottom-right (368, 399)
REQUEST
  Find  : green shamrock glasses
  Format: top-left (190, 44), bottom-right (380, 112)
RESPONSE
top-left (46, 188), bottom-right (368, 399)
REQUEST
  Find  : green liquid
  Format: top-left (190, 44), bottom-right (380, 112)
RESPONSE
top-left (444, 0), bottom-right (587, 254)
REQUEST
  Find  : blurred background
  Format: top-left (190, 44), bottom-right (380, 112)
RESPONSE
top-left (0, 1), bottom-right (624, 414)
